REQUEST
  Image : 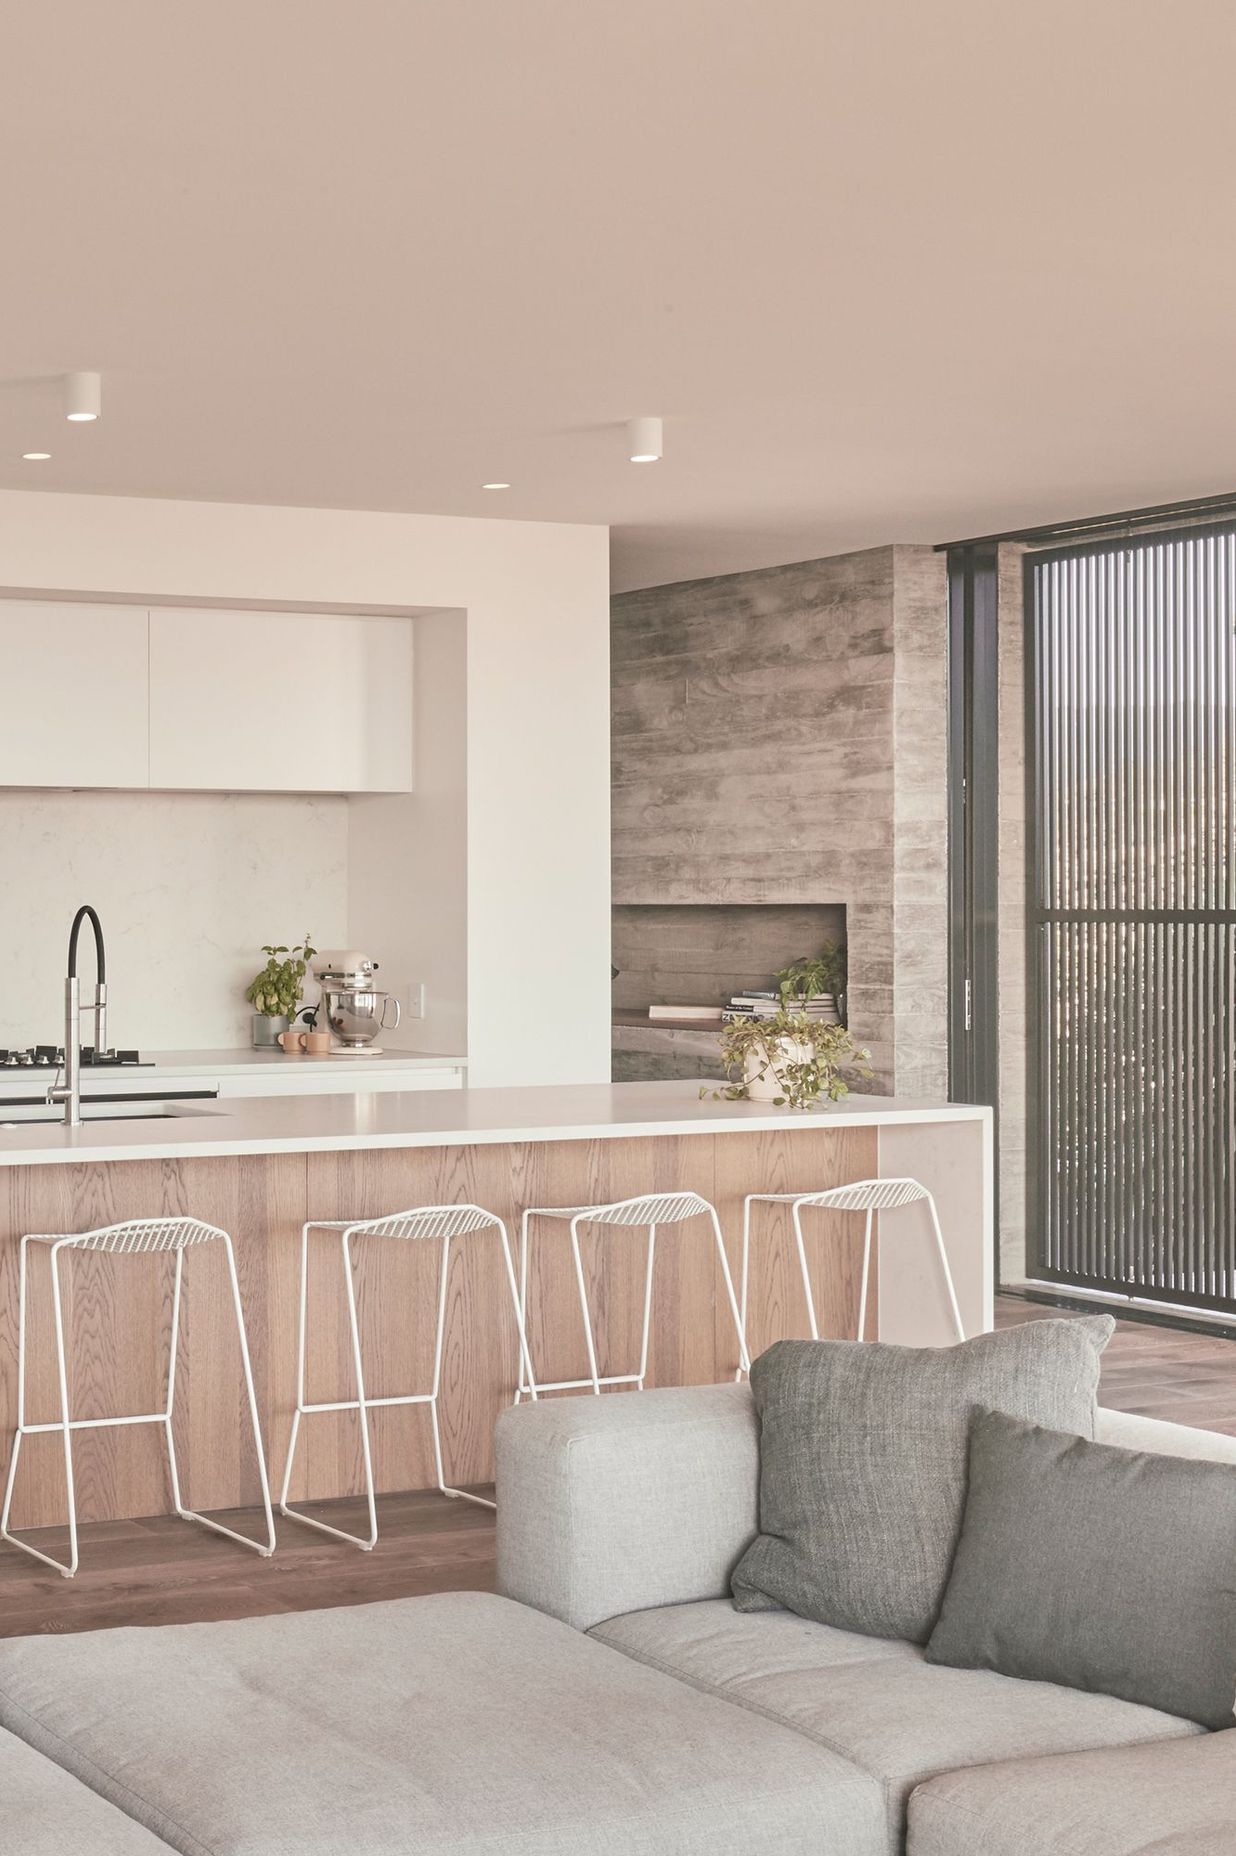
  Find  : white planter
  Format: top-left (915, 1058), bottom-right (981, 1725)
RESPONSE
top-left (743, 1036), bottom-right (815, 1103)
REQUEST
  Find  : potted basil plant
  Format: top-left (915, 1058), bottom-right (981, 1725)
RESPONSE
top-left (244, 935), bottom-right (316, 1047)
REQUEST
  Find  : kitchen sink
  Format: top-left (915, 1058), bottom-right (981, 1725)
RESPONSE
top-left (0, 1101), bottom-right (224, 1128)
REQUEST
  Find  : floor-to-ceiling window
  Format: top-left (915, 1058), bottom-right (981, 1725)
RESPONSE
top-left (1026, 525), bottom-right (1236, 1312)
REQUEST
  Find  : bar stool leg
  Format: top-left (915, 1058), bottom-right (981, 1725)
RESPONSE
top-left (708, 1207), bottom-right (751, 1375)
top-left (341, 1229), bottom-right (380, 1548)
top-left (278, 1221), bottom-right (311, 1521)
top-left (791, 1202), bottom-right (821, 1342)
top-left (49, 1240), bottom-right (78, 1576)
top-left (926, 1195), bottom-right (967, 1342)
top-left (0, 1239), bottom-right (27, 1557)
top-left (164, 1240), bottom-right (275, 1556)
top-left (223, 1234), bottom-right (277, 1552)
top-left (163, 1248), bottom-right (187, 1516)
top-left (431, 1233), bottom-right (498, 1511)
top-left (735, 1195), bottom-right (755, 1381)
top-left (635, 1224), bottom-right (657, 1389)
top-left (0, 1236), bottom-right (77, 1578)
top-left (514, 1209), bottom-right (533, 1403)
top-left (857, 1208), bottom-right (874, 1342)
top-left (569, 1215), bottom-right (603, 1394)
top-left (279, 1224), bottom-right (378, 1551)
top-left (497, 1216), bottom-right (538, 1405)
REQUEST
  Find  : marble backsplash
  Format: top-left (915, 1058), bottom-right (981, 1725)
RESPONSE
top-left (0, 790), bottom-right (348, 1050)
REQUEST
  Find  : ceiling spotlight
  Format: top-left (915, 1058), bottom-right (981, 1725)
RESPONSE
top-left (64, 371), bottom-right (101, 422)
top-left (627, 415), bottom-right (663, 463)
top-left (482, 481), bottom-right (511, 490)
top-left (21, 452), bottom-right (51, 461)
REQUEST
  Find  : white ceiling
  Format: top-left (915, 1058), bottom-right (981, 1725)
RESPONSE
top-left (3, 2), bottom-right (1235, 591)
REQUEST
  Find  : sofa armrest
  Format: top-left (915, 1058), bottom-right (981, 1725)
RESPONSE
top-left (495, 1382), bottom-right (759, 1631)
top-left (1097, 1406), bottom-right (1236, 1464)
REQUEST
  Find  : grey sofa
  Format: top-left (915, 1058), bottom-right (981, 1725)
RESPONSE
top-left (495, 1382), bottom-right (1236, 1854)
top-left (0, 1382), bottom-right (1230, 1853)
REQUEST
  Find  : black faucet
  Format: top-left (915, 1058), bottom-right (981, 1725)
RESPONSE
top-left (48, 905), bottom-right (108, 1127)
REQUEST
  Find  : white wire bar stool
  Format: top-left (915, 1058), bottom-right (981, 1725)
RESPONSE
top-left (0, 1217), bottom-right (276, 1578)
top-left (516, 1190), bottom-right (750, 1398)
top-left (738, 1177), bottom-right (966, 1371)
top-left (279, 1203), bottom-right (536, 1550)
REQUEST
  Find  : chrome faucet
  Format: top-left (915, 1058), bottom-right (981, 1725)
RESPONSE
top-left (47, 905), bottom-right (108, 1127)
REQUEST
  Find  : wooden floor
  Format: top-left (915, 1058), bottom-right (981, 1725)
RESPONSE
top-left (0, 1293), bottom-right (1231, 1639)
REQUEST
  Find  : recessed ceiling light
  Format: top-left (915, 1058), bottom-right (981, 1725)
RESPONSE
top-left (21, 452), bottom-right (51, 461)
top-left (627, 415), bottom-right (663, 463)
top-left (482, 481), bottom-right (511, 490)
top-left (64, 370), bottom-right (101, 422)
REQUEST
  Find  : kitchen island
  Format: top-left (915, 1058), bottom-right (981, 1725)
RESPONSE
top-left (0, 1083), bottom-right (991, 1531)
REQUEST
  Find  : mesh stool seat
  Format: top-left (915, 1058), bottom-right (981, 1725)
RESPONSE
top-left (279, 1202), bottom-right (535, 1550)
top-left (739, 1177), bottom-right (966, 1366)
top-left (516, 1190), bottom-right (750, 1398)
top-left (0, 1217), bottom-right (275, 1578)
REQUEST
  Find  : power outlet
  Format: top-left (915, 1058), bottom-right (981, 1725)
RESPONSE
top-left (398, 980), bottom-right (426, 1020)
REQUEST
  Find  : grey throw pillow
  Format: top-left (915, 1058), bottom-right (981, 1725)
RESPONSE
top-left (925, 1408), bottom-right (1236, 1729)
top-left (731, 1318), bottom-right (1113, 1643)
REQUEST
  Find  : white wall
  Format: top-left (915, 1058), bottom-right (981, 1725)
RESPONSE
top-left (348, 610), bottom-right (468, 1059)
top-left (0, 790), bottom-right (347, 1049)
top-left (0, 490), bottom-right (612, 1087)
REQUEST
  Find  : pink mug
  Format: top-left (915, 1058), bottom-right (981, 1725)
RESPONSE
top-left (278, 1029), bottom-right (308, 1053)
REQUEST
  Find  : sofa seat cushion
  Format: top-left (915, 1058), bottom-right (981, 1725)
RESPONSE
top-left (908, 1730), bottom-right (1236, 1855)
top-left (0, 1591), bottom-right (888, 1856)
top-left (0, 1723), bottom-right (173, 1852)
top-left (590, 1600), bottom-right (1203, 1838)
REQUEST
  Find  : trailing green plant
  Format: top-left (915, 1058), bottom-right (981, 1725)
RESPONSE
top-left (705, 1010), bottom-right (871, 1111)
top-left (245, 934), bottom-right (317, 1020)
top-left (776, 941), bottom-right (847, 1011)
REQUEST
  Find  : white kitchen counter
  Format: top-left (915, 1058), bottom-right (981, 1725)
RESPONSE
top-left (0, 1081), bottom-right (995, 1353)
top-left (137, 1048), bottom-right (467, 1077)
top-left (0, 1046), bottom-right (467, 1106)
top-left (0, 1080), bottom-right (989, 1169)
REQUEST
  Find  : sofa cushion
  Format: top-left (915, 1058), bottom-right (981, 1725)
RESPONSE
top-left (732, 1318), bottom-right (1113, 1642)
top-left (907, 1729), bottom-right (1236, 1855)
top-left (591, 1598), bottom-right (1201, 1841)
top-left (0, 1723), bottom-right (173, 1852)
top-left (0, 1590), bottom-right (888, 1856)
top-left (925, 1408), bottom-right (1236, 1729)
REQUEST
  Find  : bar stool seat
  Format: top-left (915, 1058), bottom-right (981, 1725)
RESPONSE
top-left (517, 1190), bottom-right (750, 1398)
top-left (739, 1177), bottom-right (966, 1368)
top-left (279, 1202), bottom-right (535, 1550)
top-left (0, 1217), bottom-right (275, 1579)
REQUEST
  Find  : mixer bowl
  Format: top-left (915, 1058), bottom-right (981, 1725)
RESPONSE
top-left (320, 987), bottom-right (400, 1048)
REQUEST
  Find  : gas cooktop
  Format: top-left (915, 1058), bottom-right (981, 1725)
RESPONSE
top-left (0, 1046), bottom-right (149, 1069)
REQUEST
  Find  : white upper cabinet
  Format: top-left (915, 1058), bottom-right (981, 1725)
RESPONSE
top-left (0, 601), bottom-right (413, 794)
top-left (148, 609), bottom-right (414, 793)
top-left (0, 602), bottom-right (150, 789)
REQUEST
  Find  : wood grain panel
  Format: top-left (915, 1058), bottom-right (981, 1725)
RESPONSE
top-left (0, 1128), bottom-right (883, 1527)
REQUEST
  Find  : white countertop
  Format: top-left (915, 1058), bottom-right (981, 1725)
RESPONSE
top-left (138, 1047), bottom-right (467, 1076)
top-left (0, 1046), bottom-right (466, 1095)
top-left (0, 1081), bottom-right (990, 1168)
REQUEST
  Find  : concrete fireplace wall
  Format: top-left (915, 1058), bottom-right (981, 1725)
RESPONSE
top-left (611, 544), bottom-right (949, 1094)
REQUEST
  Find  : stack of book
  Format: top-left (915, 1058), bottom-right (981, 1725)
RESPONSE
top-left (722, 990), bottom-right (841, 1025)
top-left (647, 1004), bottom-right (724, 1024)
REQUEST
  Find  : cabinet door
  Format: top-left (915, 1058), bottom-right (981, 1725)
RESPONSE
top-left (148, 609), bottom-right (413, 793)
top-left (0, 601), bottom-right (149, 788)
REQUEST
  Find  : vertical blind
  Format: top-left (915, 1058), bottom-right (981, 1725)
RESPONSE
top-left (1028, 528), bottom-right (1236, 1311)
